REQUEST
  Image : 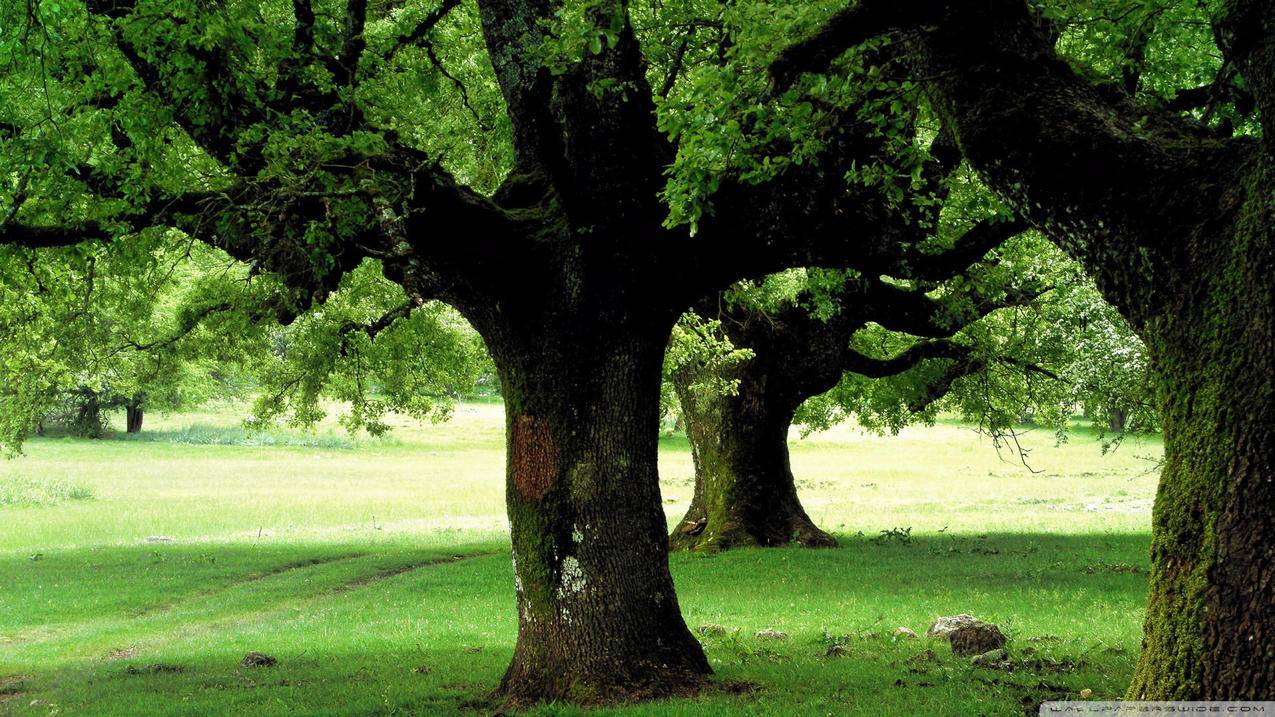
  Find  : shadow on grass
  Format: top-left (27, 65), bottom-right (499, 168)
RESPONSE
top-left (2, 533), bottom-right (1149, 716)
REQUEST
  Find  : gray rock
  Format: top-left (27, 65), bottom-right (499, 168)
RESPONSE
top-left (892, 626), bottom-right (919, 641)
top-left (926, 614), bottom-right (980, 638)
top-left (971, 648), bottom-right (1007, 667)
top-left (754, 629), bottom-right (788, 640)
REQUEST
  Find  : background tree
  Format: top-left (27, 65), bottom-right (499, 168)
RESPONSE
top-left (774, 0), bottom-right (1273, 699)
top-left (666, 228), bottom-right (1111, 552)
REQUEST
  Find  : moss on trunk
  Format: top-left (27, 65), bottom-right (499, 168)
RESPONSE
top-left (670, 370), bottom-right (836, 551)
top-left (492, 330), bottom-right (710, 706)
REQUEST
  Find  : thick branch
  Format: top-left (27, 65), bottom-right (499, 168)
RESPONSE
top-left (1213, 0), bottom-right (1275, 133)
top-left (771, 0), bottom-right (1260, 328)
top-left (769, 0), bottom-right (945, 91)
top-left (842, 337), bottom-right (970, 377)
top-left (887, 217), bottom-right (1026, 282)
top-left (0, 222), bottom-right (113, 249)
top-left (386, 0), bottom-right (463, 62)
top-left (86, 0), bottom-right (271, 171)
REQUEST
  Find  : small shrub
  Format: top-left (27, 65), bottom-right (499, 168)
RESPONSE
top-left (870, 526), bottom-right (914, 546)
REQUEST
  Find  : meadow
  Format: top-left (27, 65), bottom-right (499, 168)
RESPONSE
top-left (0, 402), bottom-right (1162, 716)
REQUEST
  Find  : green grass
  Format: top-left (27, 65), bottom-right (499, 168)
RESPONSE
top-left (0, 403), bottom-right (1162, 716)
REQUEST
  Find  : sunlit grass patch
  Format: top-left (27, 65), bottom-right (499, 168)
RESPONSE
top-left (124, 424), bottom-right (390, 449)
top-left (0, 475), bottom-right (93, 507)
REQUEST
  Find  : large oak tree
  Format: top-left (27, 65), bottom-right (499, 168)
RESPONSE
top-left (0, 0), bottom-right (999, 704)
top-left (775, 0), bottom-right (1274, 699)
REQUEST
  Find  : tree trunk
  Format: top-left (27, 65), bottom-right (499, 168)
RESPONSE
top-left (125, 403), bottom-right (143, 434)
top-left (1127, 159), bottom-right (1275, 699)
top-left (670, 373), bottom-right (835, 551)
top-left (490, 328), bottom-right (710, 706)
top-left (1107, 405), bottom-right (1127, 434)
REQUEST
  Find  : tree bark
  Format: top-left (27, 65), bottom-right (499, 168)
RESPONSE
top-left (480, 317), bottom-right (710, 706)
top-left (775, 0), bottom-right (1274, 695)
top-left (671, 371), bottom-right (835, 551)
top-left (125, 403), bottom-right (143, 434)
top-left (772, 0), bottom-right (1275, 697)
top-left (1127, 156), bottom-right (1275, 699)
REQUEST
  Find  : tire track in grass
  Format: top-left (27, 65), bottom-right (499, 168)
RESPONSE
top-left (1, 552), bottom-right (368, 648)
top-left (5, 548), bottom-right (504, 669)
top-left (127, 552), bottom-right (370, 618)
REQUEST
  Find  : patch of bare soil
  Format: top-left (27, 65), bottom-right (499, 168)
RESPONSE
top-left (0, 675), bottom-right (29, 703)
top-left (124, 664), bottom-right (184, 675)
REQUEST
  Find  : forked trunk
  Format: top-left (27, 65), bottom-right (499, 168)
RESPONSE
top-left (671, 376), bottom-right (835, 551)
top-left (491, 328), bottom-right (710, 706)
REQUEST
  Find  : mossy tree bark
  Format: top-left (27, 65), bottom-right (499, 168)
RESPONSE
top-left (672, 371), bottom-right (835, 551)
top-left (487, 318), bottom-right (709, 704)
top-left (1128, 156), bottom-right (1274, 697)
top-left (775, 0), bottom-right (1275, 697)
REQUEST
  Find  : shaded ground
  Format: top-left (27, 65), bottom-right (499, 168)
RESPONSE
top-left (0, 403), bottom-right (1159, 716)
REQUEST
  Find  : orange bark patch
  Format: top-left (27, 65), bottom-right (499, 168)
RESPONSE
top-left (512, 415), bottom-right (558, 500)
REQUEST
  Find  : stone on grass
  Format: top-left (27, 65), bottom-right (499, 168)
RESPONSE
top-left (892, 626), bottom-right (918, 641)
top-left (241, 652), bottom-right (277, 668)
top-left (948, 622), bottom-right (1007, 656)
top-left (754, 629), bottom-right (788, 640)
top-left (970, 648), bottom-right (1006, 667)
top-left (697, 623), bottom-right (728, 636)
top-left (926, 614), bottom-right (980, 638)
top-left (144, 536), bottom-right (175, 544)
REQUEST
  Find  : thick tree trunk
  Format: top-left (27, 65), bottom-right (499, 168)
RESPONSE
top-left (125, 403), bottom-right (143, 434)
top-left (490, 328), bottom-right (710, 706)
top-left (1128, 159), bottom-right (1275, 699)
top-left (670, 374), bottom-right (835, 551)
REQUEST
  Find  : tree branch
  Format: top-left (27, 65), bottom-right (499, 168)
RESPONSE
top-left (0, 222), bottom-right (114, 249)
top-left (769, 0), bottom-right (1259, 329)
top-left (337, 301), bottom-right (415, 357)
top-left (386, 0), bottom-right (463, 62)
top-left (769, 0), bottom-right (945, 91)
top-left (887, 217), bottom-right (1027, 282)
top-left (842, 337), bottom-right (970, 377)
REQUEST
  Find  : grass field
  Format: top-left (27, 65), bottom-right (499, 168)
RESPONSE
top-left (0, 402), bottom-right (1162, 716)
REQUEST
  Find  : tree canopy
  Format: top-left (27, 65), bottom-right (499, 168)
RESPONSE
top-left (1, 0), bottom-right (1270, 705)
